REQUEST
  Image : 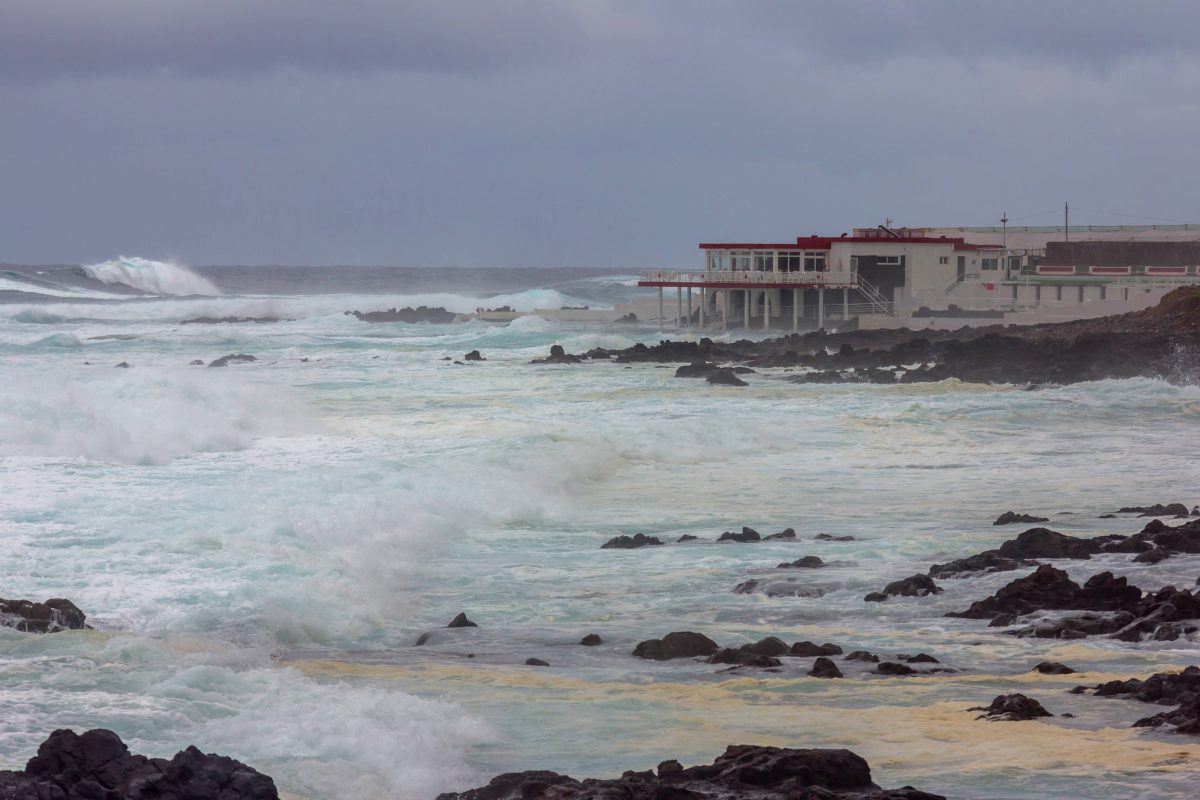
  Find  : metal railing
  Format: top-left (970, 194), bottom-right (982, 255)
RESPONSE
top-left (640, 269), bottom-right (856, 287)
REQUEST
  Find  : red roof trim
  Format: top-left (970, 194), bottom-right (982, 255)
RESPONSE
top-left (700, 236), bottom-right (1001, 251)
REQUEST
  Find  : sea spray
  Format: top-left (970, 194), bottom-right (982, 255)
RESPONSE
top-left (84, 256), bottom-right (221, 296)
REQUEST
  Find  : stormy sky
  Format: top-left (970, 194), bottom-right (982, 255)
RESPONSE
top-left (3, 1), bottom-right (1199, 267)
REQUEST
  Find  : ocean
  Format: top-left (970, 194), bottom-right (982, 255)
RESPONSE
top-left (0, 257), bottom-right (1197, 799)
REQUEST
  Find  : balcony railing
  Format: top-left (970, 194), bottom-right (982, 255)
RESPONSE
top-left (640, 269), bottom-right (856, 286)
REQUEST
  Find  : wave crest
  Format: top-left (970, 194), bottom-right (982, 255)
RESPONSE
top-left (83, 256), bottom-right (220, 296)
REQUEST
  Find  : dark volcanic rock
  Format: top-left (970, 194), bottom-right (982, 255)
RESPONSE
top-left (764, 528), bottom-right (797, 540)
top-left (815, 533), bottom-right (856, 542)
top-left (0, 597), bottom-right (88, 633)
top-left (970, 694), bottom-right (1053, 721)
top-left (1093, 666), bottom-right (1200, 735)
top-left (947, 565), bottom-right (1141, 621)
top-left (525, 658), bottom-right (549, 667)
top-left (1134, 698), bottom-right (1200, 734)
top-left (740, 636), bottom-right (790, 657)
top-left (183, 316), bottom-right (284, 324)
top-left (677, 534), bottom-right (699, 542)
top-left (0, 728), bottom-right (277, 800)
top-left (707, 648), bottom-right (782, 668)
top-left (875, 662), bottom-right (917, 676)
top-left (865, 574), bottom-right (942, 602)
top-left (1118, 503), bottom-right (1190, 517)
top-left (189, 359), bottom-right (205, 365)
top-left (994, 511), bottom-right (1050, 525)
top-left (791, 641), bottom-right (843, 657)
top-left (1033, 661), bottom-right (1077, 675)
top-left (718, 527), bottom-right (761, 543)
top-left (707, 368), bottom-right (748, 386)
top-left (347, 306), bottom-right (457, 323)
top-left (778, 556), bottom-right (825, 569)
top-left (447, 612), bottom-right (478, 628)
top-left (531, 344), bottom-right (583, 365)
top-left (808, 657), bottom-right (844, 678)
top-left (733, 579), bottom-right (826, 598)
top-left (580, 634), bottom-right (603, 646)
top-left (464, 350), bottom-right (485, 361)
top-left (207, 353), bottom-right (256, 367)
top-left (901, 653), bottom-right (940, 664)
top-left (435, 744), bottom-right (946, 800)
top-left (996, 528), bottom-right (1101, 560)
top-left (845, 651), bottom-right (880, 663)
top-left (633, 631), bottom-right (719, 660)
top-left (675, 360), bottom-right (718, 378)
top-left (928, 551), bottom-right (1037, 579)
top-left (601, 533), bottom-right (664, 550)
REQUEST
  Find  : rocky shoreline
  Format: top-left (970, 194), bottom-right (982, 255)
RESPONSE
top-left (525, 287), bottom-right (1200, 386)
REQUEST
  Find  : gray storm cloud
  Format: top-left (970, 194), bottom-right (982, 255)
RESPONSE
top-left (1, 1), bottom-right (1198, 266)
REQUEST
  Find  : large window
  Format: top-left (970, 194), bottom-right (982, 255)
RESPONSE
top-left (981, 258), bottom-right (999, 271)
top-left (753, 252), bottom-right (774, 272)
top-left (804, 251), bottom-right (827, 272)
top-left (706, 252), bottom-right (728, 272)
top-left (731, 251), bottom-right (751, 272)
top-left (876, 255), bottom-right (902, 266)
top-left (778, 252), bottom-right (802, 272)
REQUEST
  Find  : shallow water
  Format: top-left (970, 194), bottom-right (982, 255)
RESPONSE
top-left (0, 261), bottom-right (1197, 799)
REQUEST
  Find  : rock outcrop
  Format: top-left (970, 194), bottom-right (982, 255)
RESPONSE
top-left (994, 511), bottom-right (1050, 525)
top-left (0, 597), bottom-right (88, 633)
top-left (208, 353), bottom-right (256, 367)
top-left (632, 631), bottom-right (720, 660)
top-left (0, 728), bottom-right (277, 799)
top-left (346, 306), bottom-right (458, 323)
top-left (601, 533), bottom-right (664, 550)
top-left (969, 694), bottom-right (1053, 721)
top-left (434, 744), bottom-right (946, 800)
top-left (864, 574), bottom-right (942, 602)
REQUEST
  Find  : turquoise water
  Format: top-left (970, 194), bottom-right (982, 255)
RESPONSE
top-left (0, 261), bottom-right (1198, 799)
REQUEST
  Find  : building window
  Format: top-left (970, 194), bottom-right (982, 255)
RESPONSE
top-left (753, 252), bottom-right (774, 272)
top-left (803, 251), bottom-right (826, 272)
top-left (731, 251), bottom-right (751, 272)
top-left (981, 258), bottom-right (999, 270)
top-left (707, 252), bottom-right (727, 272)
top-left (1008, 255), bottom-right (1021, 271)
top-left (876, 255), bottom-right (902, 267)
top-left (778, 252), bottom-right (802, 272)
top-left (938, 256), bottom-right (949, 265)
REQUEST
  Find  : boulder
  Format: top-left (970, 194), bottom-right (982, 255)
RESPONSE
top-left (1033, 661), bottom-right (1077, 675)
top-left (707, 368), bottom-right (748, 386)
top-left (970, 694), bottom-right (1053, 721)
top-left (718, 527), bottom-right (761, 543)
top-left (531, 345), bottom-right (582, 365)
top-left (815, 533), bottom-right (856, 541)
top-left (764, 528), bottom-right (797, 541)
top-left (733, 579), bottom-right (826, 598)
top-left (707, 648), bottom-right (782, 668)
top-left (580, 634), bottom-right (602, 646)
top-left (525, 658), bottom-right (549, 667)
top-left (875, 662), bottom-right (917, 676)
top-left (901, 653), bottom-right (940, 664)
top-left (996, 528), bottom-right (1101, 560)
top-left (677, 534), bottom-right (699, 542)
top-left (808, 657), bottom-right (844, 679)
top-left (675, 361), bottom-right (718, 378)
top-left (189, 359), bottom-right (205, 365)
top-left (0, 597), bottom-right (88, 633)
top-left (601, 533), bottom-right (664, 550)
top-left (994, 511), bottom-right (1050, 525)
top-left (946, 565), bottom-right (1141, 621)
top-left (865, 574), bottom-right (942, 602)
top-left (778, 556), bottom-right (825, 569)
top-left (464, 350), bottom-right (485, 361)
top-left (791, 641), bottom-right (843, 657)
top-left (740, 636), bottom-right (790, 657)
top-left (2, 728), bottom-right (277, 799)
top-left (1117, 503), bottom-right (1190, 517)
top-left (633, 631), bottom-right (719, 660)
top-left (447, 612), bottom-right (478, 628)
top-left (845, 651), bottom-right (880, 663)
top-left (928, 551), bottom-right (1037, 579)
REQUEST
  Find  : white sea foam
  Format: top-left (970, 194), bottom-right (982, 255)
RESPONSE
top-left (84, 256), bottom-right (221, 296)
top-left (0, 369), bottom-right (314, 464)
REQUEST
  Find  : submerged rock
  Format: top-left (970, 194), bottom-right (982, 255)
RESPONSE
top-left (875, 662), bottom-right (917, 676)
top-left (632, 631), bottom-right (719, 660)
top-left (707, 648), bottom-right (782, 668)
top-left (718, 527), bottom-right (761, 543)
top-left (531, 344), bottom-right (582, 364)
top-left (778, 556), bottom-right (825, 569)
top-left (0, 597), bottom-right (88, 633)
top-left (865, 574), bottom-right (942, 602)
top-left (815, 533), bottom-right (856, 542)
top-left (580, 634), bottom-right (602, 646)
top-left (733, 578), bottom-right (826, 598)
top-left (765, 528), bottom-right (797, 540)
top-left (1117, 503), bottom-right (1190, 517)
top-left (435, 744), bottom-right (946, 800)
top-left (447, 612), bottom-right (479, 628)
top-left (208, 353), bottom-right (256, 367)
top-left (707, 368), bottom-right (748, 386)
top-left (1033, 661), bottom-right (1077, 675)
top-left (677, 534), bottom-right (699, 543)
top-left (791, 641), bottom-right (843, 657)
top-left (0, 728), bottom-right (277, 799)
top-left (525, 658), bottom-right (549, 667)
top-left (464, 350), bottom-right (485, 361)
top-left (970, 694), bottom-right (1053, 721)
top-left (994, 511), bottom-right (1050, 525)
top-left (845, 650), bottom-right (880, 663)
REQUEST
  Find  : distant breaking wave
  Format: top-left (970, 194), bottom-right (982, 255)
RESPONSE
top-left (83, 256), bottom-right (220, 296)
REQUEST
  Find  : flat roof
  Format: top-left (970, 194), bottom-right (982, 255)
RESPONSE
top-left (700, 236), bottom-right (999, 251)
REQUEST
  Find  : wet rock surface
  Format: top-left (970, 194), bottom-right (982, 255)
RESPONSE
top-left (809, 657), bottom-right (844, 678)
top-left (718, 527), bottom-right (762, 543)
top-left (778, 556), bottom-right (825, 569)
top-left (864, 574), bottom-right (942, 602)
top-left (970, 694), bottom-right (1053, 721)
top-left (601, 533), bottom-right (664, 550)
top-left (207, 353), bottom-right (256, 367)
top-left (182, 316), bottom-right (285, 324)
top-left (791, 641), bottom-right (844, 657)
top-left (531, 344), bottom-right (582, 364)
top-left (994, 511), bottom-right (1050, 525)
top-left (633, 631), bottom-right (720, 660)
top-left (1033, 661), bottom-right (1077, 675)
top-left (1088, 666), bottom-right (1200, 735)
top-left (0, 597), bottom-right (88, 633)
top-left (0, 728), bottom-right (277, 800)
top-left (435, 744), bottom-right (946, 800)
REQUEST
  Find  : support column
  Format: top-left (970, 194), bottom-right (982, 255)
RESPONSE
top-left (687, 286), bottom-right (693, 327)
top-left (818, 289), bottom-right (824, 329)
top-left (699, 288), bottom-right (705, 328)
top-left (763, 291), bottom-right (770, 330)
top-left (677, 286), bottom-right (683, 328)
top-left (722, 290), bottom-right (728, 330)
top-left (658, 287), bottom-right (664, 328)
top-left (793, 288), bottom-right (800, 331)
top-left (843, 287), bottom-right (849, 320)
top-left (743, 289), bottom-right (750, 331)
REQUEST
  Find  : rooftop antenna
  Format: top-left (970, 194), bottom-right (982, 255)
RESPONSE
top-left (1065, 201), bottom-right (1069, 243)
top-left (1001, 212), bottom-right (1008, 250)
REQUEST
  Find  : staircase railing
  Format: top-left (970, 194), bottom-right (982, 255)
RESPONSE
top-left (854, 275), bottom-right (893, 314)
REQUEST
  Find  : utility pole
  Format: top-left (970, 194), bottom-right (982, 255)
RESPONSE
top-left (1065, 201), bottom-right (1069, 243)
top-left (1001, 212), bottom-right (1009, 278)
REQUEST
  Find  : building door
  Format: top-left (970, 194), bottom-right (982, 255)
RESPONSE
top-left (956, 256), bottom-right (966, 282)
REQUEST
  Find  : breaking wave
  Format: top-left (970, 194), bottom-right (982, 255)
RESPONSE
top-left (83, 256), bottom-right (220, 296)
